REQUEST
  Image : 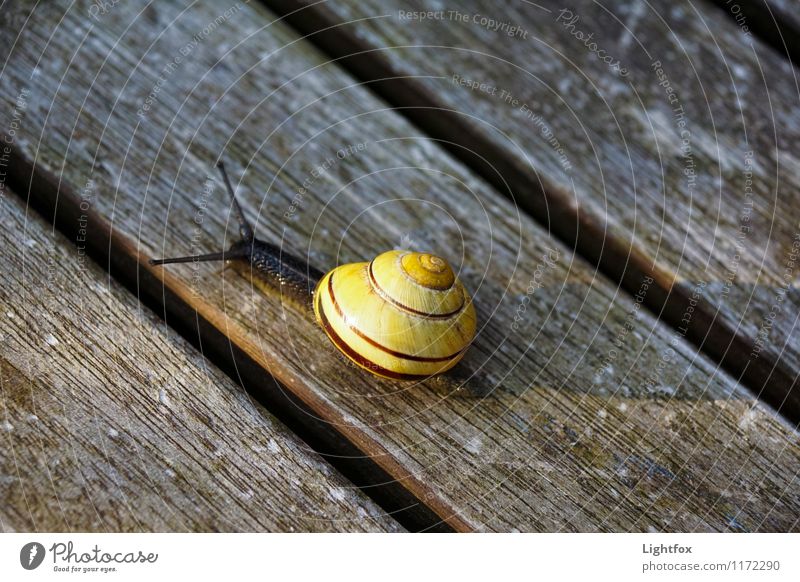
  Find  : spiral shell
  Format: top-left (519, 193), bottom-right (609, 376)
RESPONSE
top-left (313, 250), bottom-right (477, 379)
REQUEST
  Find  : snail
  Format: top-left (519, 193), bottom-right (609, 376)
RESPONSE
top-left (150, 161), bottom-right (477, 380)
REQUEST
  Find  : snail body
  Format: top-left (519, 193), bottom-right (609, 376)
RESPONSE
top-left (150, 161), bottom-right (476, 380)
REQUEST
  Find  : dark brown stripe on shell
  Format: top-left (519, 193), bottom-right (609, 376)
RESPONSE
top-left (328, 273), bottom-right (464, 364)
top-left (315, 285), bottom-right (429, 380)
top-left (368, 260), bottom-right (465, 319)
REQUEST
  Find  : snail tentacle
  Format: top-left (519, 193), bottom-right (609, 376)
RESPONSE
top-left (216, 160), bottom-right (254, 243)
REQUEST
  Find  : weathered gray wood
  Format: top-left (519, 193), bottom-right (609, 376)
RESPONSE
top-left (0, 191), bottom-right (402, 533)
top-left (265, 0), bottom-right (800, 418)
top-left (1, 0), bottom-right (798, 531)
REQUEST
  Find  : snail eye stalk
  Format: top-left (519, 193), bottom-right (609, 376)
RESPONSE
top-left (149, 158), bottom-right (255, 267)
top-left (216, 160), bottom-right (254, 243)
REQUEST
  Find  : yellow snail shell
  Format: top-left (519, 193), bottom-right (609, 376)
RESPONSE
top-left (313, 250), bottom-right (477, 379)
top-left (149, 161), bottom-right (479, 381)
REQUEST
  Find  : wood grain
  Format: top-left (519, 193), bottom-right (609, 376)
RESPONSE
top-left (1, 0), bottom-right (798, 531)
top-left (0, 191), bottom-right (402, 532)
top-left (264, 0), bottom-right (800, 419)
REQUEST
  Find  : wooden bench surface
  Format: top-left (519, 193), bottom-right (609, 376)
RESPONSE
top-left (0, 191), bottom-right (401, 532)
top-left (0, 0), bottom-right (798, 531)
top-left (266, 0), bottom-right (800, 418)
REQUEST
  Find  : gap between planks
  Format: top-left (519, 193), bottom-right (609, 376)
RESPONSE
top-left (0, 188), bottom-right (404, 533)
top-left (709, 0), bottom-right (800, 66)
top-left (3, 0), bottom-right (797, 532)
top-left (3, 150), bottom-right (455, 532)
top-left (261, 0), bottom-right (800, 425)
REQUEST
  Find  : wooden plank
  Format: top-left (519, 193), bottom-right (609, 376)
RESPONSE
top-left (265, 0), bottom-right (800, 419)
top-left (1, 0), bottom-right (799, 531)
top-left (0, 191), bottom-right (402, 533)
